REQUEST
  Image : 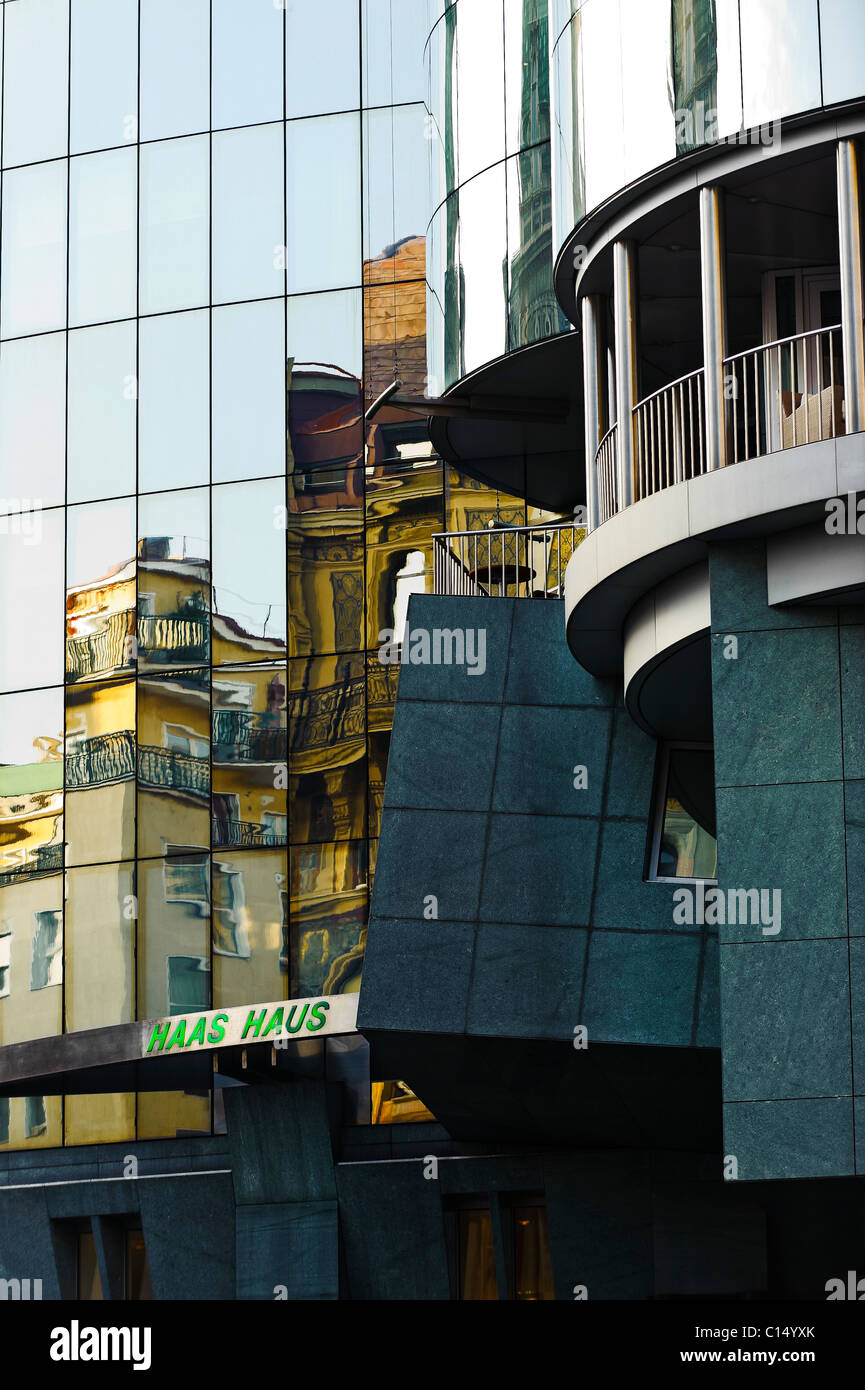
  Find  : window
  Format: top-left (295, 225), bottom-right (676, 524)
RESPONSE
top-left (25, 1096), bottom-right (47, 1139)
top-left (30, 910), bottom-right (62, 990)
top-left (0, 930), bottom-right (10, 998)
top-left (446, 1195), bottom-right (555, 1300)
top-left (0, 1098), bottom-right (9, 1147)
top-left (166, 955), bottom-right (209, 1015)
top-left (649, 744), bottom-right (718, 881)
top-left (212, 863), bottom-right (249, 957)
top-left (163, 855), bottom-right (209, 911)
top-left (75, 1224), bottom-right (152, 1300)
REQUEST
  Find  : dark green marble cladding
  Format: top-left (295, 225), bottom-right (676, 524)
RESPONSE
top-left (710, 539), bottom-right (858, 1181)
top-left (361, 595), bottom-right (718, 1053)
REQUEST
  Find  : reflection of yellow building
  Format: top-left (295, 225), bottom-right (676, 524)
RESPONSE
top-left (66, 560), bottom-right (136, 682)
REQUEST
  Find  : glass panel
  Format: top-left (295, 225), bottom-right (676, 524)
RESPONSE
top-left (287, 291), bottom-right (363, 477)
top-left (212, 299), bottom-right (286, 484)
top-left (137, 1092), bottom-right (210, 1141)
top-left (459, 1210), bottom-right (498, 1300)
top-left (68, 322), bottom-right (137, 504)
top-left (0, 688), bottom-right (63, 868)
top-left (362, 104), bottom-right (429, 271)
top-left (212, 123), bottom-right (286, 305)
top-left (138, 854), bottom-right (210, 1015)
top-left (66, 498), bottom-right (136, 684)
top-left (290, 839), bottom-right (367, 996)
top-left (212, 664), bottom-right (286, 850)
top-left (620, 0), bottom-right (676, 185)
top-left (2, 0), bottom-right (68, 168)
top-left (456, 0), bottom-right (506, 184)
top-left (65, 1093), bottom-right (135, 1145)
top-left (65, 862), bottom-right (135, 1028)
top-left (286, 115), bottom-right (361, 294)
top-left (673, 0), bottom-right (743, 152)
top-left (212, 664), bottom-right (287, 763)
top-left (70, 0), bottom-right (139, 155)
top-left (506, 145), bottom-right (568, 350)
top-left (0, 1095), bottom-right (62, 1151)
top-left (211, 848), bottom-right (287, 1008)
top-left (0, 333), bottom-right (66, 508)
top-left (139, 136), bottom-right (210, 315)
top-left (288, 654), bottom-right (366, 844)
top-left (139, 310), bottom-right (210, 492)
top-left (287, 467), bottom-right (364, 657)
top-left (513, 1207), bottom-right (555, 1300)
top-left (365, 459), bottom-right (440, 648)
top-left (740, 0), bottom-right (821, 129)
top-left (139, 0), bottom-right (209, 142)
top-left (1, 161), bottom-right (68, 339)
top-left (212, 0), bottom-right (284, 130)
top-left (458, 165), bottom-right (508, 376)
top-left (65, 679), bottom-right (136, 866)
top-left (427, 5), bottom-right (457, 212)
top-left (504, 0), bottom-right (549, 157)
top-left (285, 0), bottom-right (359, 118)
top-left (137, 674), bottom-right (210, 858)
top-left (212, 479), bottom-right (287, 666)
top-left (125, 1230), bottom-right (155, 1298)
top-left (69, 148), bottom-right (138, 327)
top-left (820, 0), bottom-right (865, 105)
top-left (137, 488), bottom-right (210, 671)
top-left (362, 0), bottom-right (427, 107)
top-left (0, 690), bottom-right (64, 1033)
top-left (0, 508), bottom-right (64, 692)
top-left (577, 0), bottom-right (625, 216)
top-left (657, 747), bottom-right (718, 879)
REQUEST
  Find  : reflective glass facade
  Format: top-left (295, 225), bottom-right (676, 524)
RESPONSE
top-left (0, 0), bottom-right (567, 1151)
top-left (551, 0), bottom-right (865, 250)
top-left (426, 0), bottom-right (571, 390)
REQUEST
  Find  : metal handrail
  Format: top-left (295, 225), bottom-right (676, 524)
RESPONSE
top-left (433, 520), bottom-right (582, 598)
top-left (595, 422), bottom-right (619, 523)
top-left (633, 367), bottom-right (705, 501)
top-left (724, 323), bottom-right (843, 465)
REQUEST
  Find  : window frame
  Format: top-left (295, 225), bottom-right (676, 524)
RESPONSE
top-left (646, 740), bottom-right (718, 885)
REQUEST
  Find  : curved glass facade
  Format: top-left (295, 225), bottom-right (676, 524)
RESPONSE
top-left (426, 0), bottom-right (571, 391)
top-left (551, 0), bottom-right (865, 253)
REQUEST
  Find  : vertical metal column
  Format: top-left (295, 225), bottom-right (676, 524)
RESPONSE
top-left (581, 293), bottom-right (605, 530)
top-left (699, 184), bottom-right (728, 471)
top-left (837, 138), bottom-right (865, 436)
top-left (613, 240), bottom-right (638, 509)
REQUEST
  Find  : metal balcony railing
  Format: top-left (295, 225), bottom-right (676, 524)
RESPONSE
top-left (138, 745), bottom-right (210, 799)
top-left (0, 842), bottom-right (63, 887)
top-left (591, 325), bottom-right (846, 523)
top-left (725, 324), bottom-right (844, 465)
top-left (137, 612), bottom-right (210, 665)
top-left (65, 731), bottom-right (136, 788)
top-left (212, 711), bottom-right (287, 763)
top-left (65, 609), bottom-right (135, 680)
top-left (212, 818), bottom-right (286, 848)
top-left (595, 422), bottom-right (619, 523)
top-left (634, 367), bottom-right (705, 499)
top-left (433, 521), bottom-right (582, 598)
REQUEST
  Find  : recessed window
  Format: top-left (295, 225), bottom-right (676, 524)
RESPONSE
top-left (649, 744), bottom-right (718, 882)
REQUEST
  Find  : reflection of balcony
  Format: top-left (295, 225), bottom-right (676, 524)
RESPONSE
top-left (137, 612), bottom-right (210, 666)
top-left (65, 731), bottom-right (135, 789)
top-left (211, 711), bottom-right (287, 764)
top-left (289, 682), bottom-right (365, 751)
top-left (65, 609), bottom-right (135, 680)
top-left (212, 818), bottom-right (286, 848)
top-left (138, 745), bottom-right (210, 801)
top-left (0, 842), bottom-right (63, 888)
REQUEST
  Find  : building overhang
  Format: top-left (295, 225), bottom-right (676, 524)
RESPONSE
top-left (0, 994), bottom-right (358, 1097)
top-left (565, 433), bottom-right (865, 678)
top-left (426, 333), bottom-right (585, 513)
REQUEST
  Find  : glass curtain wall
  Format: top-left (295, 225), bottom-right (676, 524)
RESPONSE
top-left (0, 0), bottom-right (562, 1149)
